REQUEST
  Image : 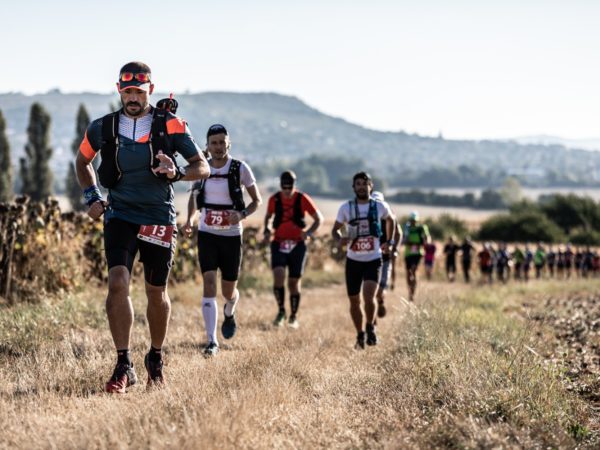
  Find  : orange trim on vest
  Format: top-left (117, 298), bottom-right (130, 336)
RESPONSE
top-left (137, 133), bottom-right (150, 143)
top-left (79, 132), bottom-right (97, 160)
top-left (166, 117), bottom-right (186, 134)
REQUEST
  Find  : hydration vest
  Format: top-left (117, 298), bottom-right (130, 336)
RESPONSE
top-left (273, 191), bottom-right (306, 229)
top-left (97, 107), bottom-right (176, 189)
top-left (349, 199), bottom-right (382, 238)
top-left (404, 223), bottom-right (426, 245)
top-left (193, 159), bottom-right (245, 211)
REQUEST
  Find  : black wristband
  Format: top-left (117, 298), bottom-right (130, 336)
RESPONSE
top-left (172, 166), bottom-right (186, 182)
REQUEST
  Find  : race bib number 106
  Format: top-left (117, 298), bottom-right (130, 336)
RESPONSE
top-left (351, 236), bottom-right (375, 254)
top-left (137, 225), bottom-right (174, 248)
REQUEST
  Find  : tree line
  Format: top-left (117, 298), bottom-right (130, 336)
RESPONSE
top-left (0, 103), bottom-right (91, 210)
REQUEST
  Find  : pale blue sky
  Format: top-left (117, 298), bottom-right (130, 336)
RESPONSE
top-left (2, 0), bottom-right (600, 140)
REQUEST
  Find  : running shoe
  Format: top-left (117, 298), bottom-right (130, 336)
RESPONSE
top-left (203, 342), bottom-right (219, 357)
top-left (288, 315), bottom-right (299, 329)
top-left (366, 324), bottom-right (378, 346)
top-left (377, 301), bottom-right (387, 318)
top-left (144, 352), bottom-right (165, 389)
top-left (222, 306), bottom-right (237, 339)
top-left (105, 362), bottom-right (137, 394)
top-left (273, 310), bottom-right (286, 327)
top-left (355, 331), bottom-right (366, 350)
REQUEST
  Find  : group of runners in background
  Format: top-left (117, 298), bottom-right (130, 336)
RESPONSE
top-left (425, 238), bottom-right (600, 284)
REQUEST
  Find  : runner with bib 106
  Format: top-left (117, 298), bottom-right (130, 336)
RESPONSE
top-left (331, 172), bottom-right (395, 350)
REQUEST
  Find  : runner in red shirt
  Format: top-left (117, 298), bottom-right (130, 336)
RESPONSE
top-left (263, 171), bottom-right (323, 328)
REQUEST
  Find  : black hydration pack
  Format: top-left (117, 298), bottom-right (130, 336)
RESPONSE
top-left (272, 191), bottom-right (306, 229)
top-left (97, 104), bottom-right (177, 189)
top-left (192, 159), bottom-right (245, 211)
top-left (348, 199), bottom-right (382, 238)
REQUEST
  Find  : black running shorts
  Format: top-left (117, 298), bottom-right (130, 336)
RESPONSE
top-left (197, 231), bottom-right (242, 281)
top-left (270, 240), bottom-right (307, 278)
top-left (104, 218), bottom-right (176, 286)
top-left (345, 257), bottom-right (382, 296)
top-left (405, 254), bottom-right (422, 271)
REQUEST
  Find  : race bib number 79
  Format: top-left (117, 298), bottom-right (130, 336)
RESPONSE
top-left (204, 210), bottom-right (232, 229)
top-left (137, 225), bottom-right (174, 248)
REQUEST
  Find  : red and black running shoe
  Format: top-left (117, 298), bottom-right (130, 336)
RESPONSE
top-left (144, 352), bottom-right (165, 389)
top-left (105, 363), bottom-right (137, 394)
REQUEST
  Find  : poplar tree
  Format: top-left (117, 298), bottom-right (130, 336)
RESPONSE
top-left (0, 110), bottom-right (12, 202)
top-left (19, 103), bottom-right (53, 201)
top-left (66, 104), bottom-right (90, 211)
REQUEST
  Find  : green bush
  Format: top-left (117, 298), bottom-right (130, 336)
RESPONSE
top-left (428, 214), bottom-right (469, 240)
top-left (568, 228), bottom-right (600, 246)
top-left (477, 211), bottom-right (565, 243)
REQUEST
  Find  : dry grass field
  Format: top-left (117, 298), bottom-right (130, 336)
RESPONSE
top-left (1, 267), bottom-right (599, 449)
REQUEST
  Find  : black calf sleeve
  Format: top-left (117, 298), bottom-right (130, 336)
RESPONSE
top-left (290, 293), bottom-right (301, 315)
top-left (274, 286), bottom-right (285, 311)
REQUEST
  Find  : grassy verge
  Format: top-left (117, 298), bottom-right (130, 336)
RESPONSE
top-left (0, 276), bottom-right (598, 448)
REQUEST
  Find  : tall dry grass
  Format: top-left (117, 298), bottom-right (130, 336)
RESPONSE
top-left (1, 275), bottom-right (598, 449)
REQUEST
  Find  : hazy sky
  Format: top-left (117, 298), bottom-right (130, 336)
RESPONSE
top-left (3, 0), bottom-right (600, 140)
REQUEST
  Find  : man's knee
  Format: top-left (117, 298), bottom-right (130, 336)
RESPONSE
top-left (108, 267), bottom-right (130, 296)
top-left (145, 283), bottom-right (168, 302)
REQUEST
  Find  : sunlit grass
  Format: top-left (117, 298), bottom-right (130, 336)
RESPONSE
top-left (0, 276), bottom-right (597, 448)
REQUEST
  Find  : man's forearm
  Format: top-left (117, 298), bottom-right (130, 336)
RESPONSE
top-left (181, 157), bottom-right (210, 181)
top-left (76, 153), bottom-right (97, 189)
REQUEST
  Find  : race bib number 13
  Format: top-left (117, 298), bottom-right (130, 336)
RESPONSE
top-left (137, 225), bottom-right (174, 248)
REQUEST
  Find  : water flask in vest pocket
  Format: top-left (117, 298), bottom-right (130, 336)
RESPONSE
top-left (346, 224), bottom-right (358, 240)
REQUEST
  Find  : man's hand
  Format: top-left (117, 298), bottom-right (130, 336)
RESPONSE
top-left (228, 210), bottom-right (243, 225)
top-left (184, 219), bottom-right (194, 237)
top-left (87, 200), bottom-right (107, 220)
top-left (153, 151), bottom-right (177, 179)
top-left (263, 228), bottom-right (271, 244)
top-left (301, 230), bottom-right (313, 241)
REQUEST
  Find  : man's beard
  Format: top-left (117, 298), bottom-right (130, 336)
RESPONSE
top-left (124, 101), bottom-right (145, 117)
top-left (355, 190), bottom-right (369, 200)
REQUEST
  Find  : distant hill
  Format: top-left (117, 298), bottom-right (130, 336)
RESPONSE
top-left (2, 90), bottom-right (600, 191)
top-left (513, 135), bottom-right (600, 152)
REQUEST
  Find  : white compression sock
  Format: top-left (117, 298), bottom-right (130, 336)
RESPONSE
top-left (224, 289), bottom-right (240, 317)
top-left (202, 297), bottom-right (218, 345)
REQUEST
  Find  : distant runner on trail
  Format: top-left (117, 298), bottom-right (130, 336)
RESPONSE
top-left (185, 124), bottom-right (262, 357)
top-left (523, 244), bottom-right (533, 282)
top-left (534, 243), bottom-right (546, 279)
top-left (512, 245), bottom-right (525, 280)
top-left (263, 171), bottom-right (323, 329)
top-left (402, 211), bottom-right (431, 301)
top-left (546, 245), bottom-right (556, 278)
top-left (443, 236), bottom-right (459, 282)
top-left (370, 191), bottom-right (401, 319)
top-left (331, 172), bottom-right (395, 349)
top-left (460, 236), bottom-right (475, 283)
top-left (478, 243), bottom-right (494, 284)
top-left (424, 241), bottom-right (437, 280)
top-left (75, 61), bottom-right (209, 393)
top-left (495, 242), bottom-right (511, 283)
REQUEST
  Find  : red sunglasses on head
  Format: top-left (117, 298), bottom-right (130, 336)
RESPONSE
top-left (119, 72), bottom-right (151, 83)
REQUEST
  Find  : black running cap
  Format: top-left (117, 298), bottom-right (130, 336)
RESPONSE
top-left (280, 170), bottom-right (297, 185)
top-left (353, 171), bottom-right (372, 184)
top-left (207, 124), bottom-right (228, 139)
top-left (118, 61), bottom-right (152, 91)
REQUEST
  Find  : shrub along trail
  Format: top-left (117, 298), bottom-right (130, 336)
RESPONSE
top-left (1, 277), bottom-right (599, 449)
